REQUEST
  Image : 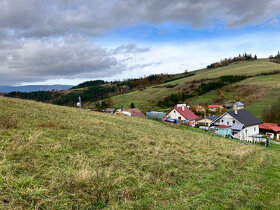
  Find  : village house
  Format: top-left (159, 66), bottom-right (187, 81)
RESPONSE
top-left (259, 123), bottom-right (280, 140)
top-left (234, 101), bottom-right (245, 110)
top-left (167, 104), bottom-right (199, 125)
top-left (224, 103), bottom-right (233, 110)
top-left (208, 104), bottom-right (223, 112)
top-left (126, 108), bottom-right (146, 117)
top-left (211, 109), bottom-right (263, 141)
top-left (196, 115), bottom-right (219, 127)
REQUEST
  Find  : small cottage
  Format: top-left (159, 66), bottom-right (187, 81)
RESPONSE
top-left (196, 115), bottom-right (219, 127)
top-left (126, 108), bottom-right (146, 117)
top-left (259, 123), bottom-right (280, 140)
top-left (208, 105), bottom-right (223, 112)
top-left (234, 101), bottom-right (245, 110)
top-left (167, 105), bottom-right (199, 124)
top-left (216, 125), bottom-right (232, 136)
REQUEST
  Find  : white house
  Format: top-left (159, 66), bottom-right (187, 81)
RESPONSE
top-left (167, 105), bottom-right (199, 125)
top-left (211, 109), bottom-right (263, 141)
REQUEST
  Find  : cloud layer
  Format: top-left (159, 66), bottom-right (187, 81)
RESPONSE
top-left (1, 0), bottom-right (279, 37)
top-left (0, 0), bottom-right (280, 85)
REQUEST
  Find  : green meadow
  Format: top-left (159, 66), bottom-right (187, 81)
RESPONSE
top-left (0, 97), bottom-right (280, 209)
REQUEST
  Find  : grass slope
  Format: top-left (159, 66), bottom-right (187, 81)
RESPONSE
top-left (107, 59), bottom-right (280, 113)
top-left (0, 97), bottom-right (280, 209)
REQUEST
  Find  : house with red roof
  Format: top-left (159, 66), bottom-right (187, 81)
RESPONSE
top-left (208, 105), bottom-right (223, 112)
top-left (167, 105), bottom-right (199, 125)
top-left (259, 123), bottom-right (280, 140)
top-left (126, 108), bottom-right (146, 118)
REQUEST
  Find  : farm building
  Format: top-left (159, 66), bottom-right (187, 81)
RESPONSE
top-left (208, 105), bottom-right (223, 112)
top-left (167, 105), bottom-right (199, 123)
top-left (259, 123), bottom-right (280, 140)
top-left (146, 111), bottom-right (166, 120)
top-left (211, 109), bottom-right (263, 141)
top-left (126, 108), bottom-right (146, 117)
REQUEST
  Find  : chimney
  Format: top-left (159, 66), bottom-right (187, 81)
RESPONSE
top-left (233, 104), bottom-right (238, 115)
top-left (182, 106), bottom-right (185, 111)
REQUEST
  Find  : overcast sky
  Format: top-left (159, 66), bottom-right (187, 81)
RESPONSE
top-left (1, 0), bottom-right (280, 86)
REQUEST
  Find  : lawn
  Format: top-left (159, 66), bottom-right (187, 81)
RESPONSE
top-left (0, 97), bottom-right (280, 209)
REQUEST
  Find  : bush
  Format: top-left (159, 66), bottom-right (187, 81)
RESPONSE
top-left (262, 98), bottom-right (280, 124)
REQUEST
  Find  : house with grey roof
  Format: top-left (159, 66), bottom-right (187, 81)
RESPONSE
top-left (211, 109), bottom-right (263, 141)
top-left (234, 101), bottom-right (245, 110)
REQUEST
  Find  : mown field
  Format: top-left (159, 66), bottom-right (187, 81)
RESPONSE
top-left (106, 59), bottom-right (280, 114)
top-left (0, 97), bottom-right (280, 209)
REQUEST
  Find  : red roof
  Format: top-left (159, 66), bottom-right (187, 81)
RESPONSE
top-left (126, 108), bottom-right (146, 117)
top-left (216, 125), bottom-right (231, 129)
top-left (171, 106), bottom-right (199, 121)
top-left (208, 105), bottom-right (222, 108)
top-left (260, 123), bottom-right (280, 132)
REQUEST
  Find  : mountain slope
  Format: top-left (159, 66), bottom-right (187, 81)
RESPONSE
top-left (105, 59), bottom-right (280, 115)
top-left (0, 97), bottom-right (280, 209)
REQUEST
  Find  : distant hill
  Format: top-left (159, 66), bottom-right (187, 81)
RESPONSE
top-left (1, 96), bottom-right (280, 209)
top-left (0, 85), bottom-right (72, 93)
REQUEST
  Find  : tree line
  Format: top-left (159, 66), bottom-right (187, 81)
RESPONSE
top-left (269, 51), bottom-right (280, 64)
top-left (207, 53), bottom-right (257, 69)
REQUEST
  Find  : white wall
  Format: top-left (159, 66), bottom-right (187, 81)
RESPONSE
top-left (167, 109), bottom-right (187, 121)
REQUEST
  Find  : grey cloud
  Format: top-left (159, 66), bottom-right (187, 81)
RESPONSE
top-left (0, 0), bottom-right (279, 38)
top-left (112, 43), bottom-right (150, 54)
top-left (0, 37), bottom-right (125, 85)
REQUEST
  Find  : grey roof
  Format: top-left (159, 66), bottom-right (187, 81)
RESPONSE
top-left (224, 103), bottom-right (233, 108)
top-left (227, 110), bottom-right (263, 127)
top-left (232, 123), bottom-right (244, 131)
top-left (207, 115), bottom-right (219, 121)
top-left (234, 101), bottom-right (244, 107)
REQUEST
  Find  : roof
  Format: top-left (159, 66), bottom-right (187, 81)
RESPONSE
top-left (207, 115), bottom-right (219, 121)
top-left (224, 104), bottom-right (233, 108)
top-left (216, 125), bottom-right (231, 129)
top-left (105, 108), bottom-right (115, 112)
top-left (260, 123), bottom-right (280, 132)
top-left (234, 101), bottom-right (245, 107)
top-left (232, 123), bottom-right (244, 131)
top-left (208, 105), bottom-right (222, 108)
top-left (227, 110), bottom-right (263, 127)
top-left (126, 108), bottom-right (146, 117)
top-left (172, 106), bottom-right (199, 121)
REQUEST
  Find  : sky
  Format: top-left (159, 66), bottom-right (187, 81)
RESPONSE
top-left (0, 0), bottom-right (280, 86)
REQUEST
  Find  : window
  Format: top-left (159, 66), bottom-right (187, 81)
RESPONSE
top-left (254, 127), bottom-right (256, 131)
top-left (233, 120), bottom-right (235, 124)
top-left (178, 117), bottom-right (181, 120)
top-left (174, 111), bottom-right (175, 113)
top-left (245, 130), bottom-right (247, 134)
top-left (227, 122), bottom-right (229, 125)
top-left (221, 120), bottom-right (224, 123)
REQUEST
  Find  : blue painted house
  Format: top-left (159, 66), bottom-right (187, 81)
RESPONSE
top-left (216, 125), bottom-right (232, 136)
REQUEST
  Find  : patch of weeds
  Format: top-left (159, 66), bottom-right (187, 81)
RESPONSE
top-left (0, 114), bottom-right (18, 129)
top-left (36, 121), bottom-right (66, 129)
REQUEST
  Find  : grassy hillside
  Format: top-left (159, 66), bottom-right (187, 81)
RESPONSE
top-left (105, 59), bottom-right (280, 115)
top-left (0, 97), bottom-right (280, 209)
